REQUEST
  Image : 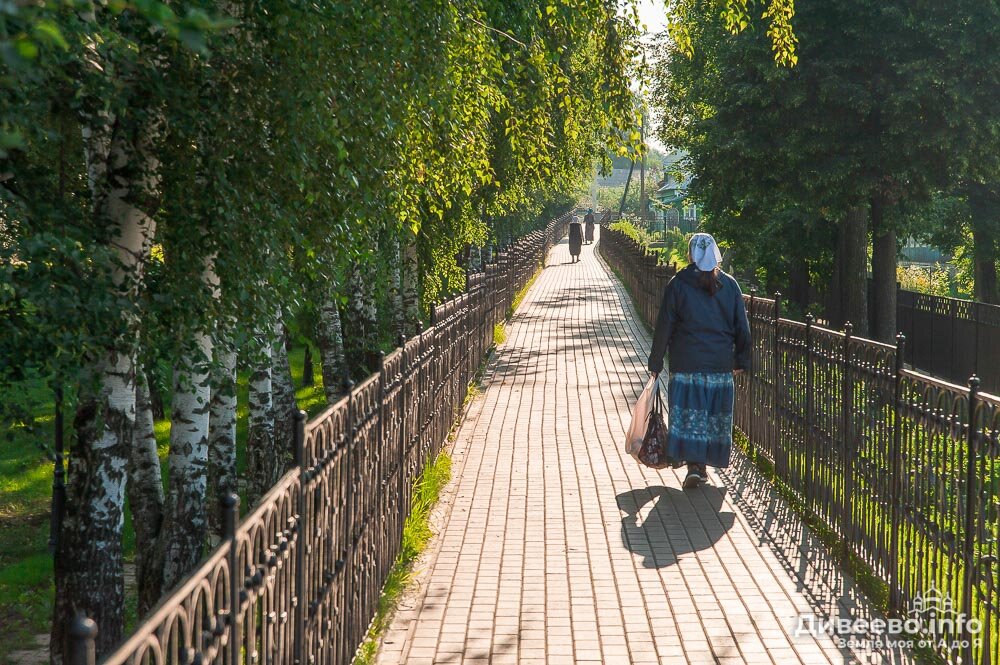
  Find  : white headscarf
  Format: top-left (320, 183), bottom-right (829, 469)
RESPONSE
top-left (689, 233), bottom-right (722, 271)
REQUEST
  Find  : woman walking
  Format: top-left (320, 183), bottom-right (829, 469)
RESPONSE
top-left (584, 209), bottom-right (596, 244)
top-left (568, 215), bottom-right (583, 263)
top-left (647, 233), bottom-right (751, 488)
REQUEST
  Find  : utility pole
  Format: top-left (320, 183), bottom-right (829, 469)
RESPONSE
top-left (639, 109), bottom-right (646, 220)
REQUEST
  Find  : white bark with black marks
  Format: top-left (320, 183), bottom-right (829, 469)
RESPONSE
top-left (316, 292), bottom-right (347, 404)
top-left (128, 370), bottom-right (164, 617)
top-left (208, 343), bottom-right (237, 537)
top-left (346, 263), bottom-right (378, 374)
top-left (246, 333), bottom-right (274, 503)
top-left (401, 235), bottom-right (420, 336)
top-left (157, 328), bottom-right (213, 592)
top-left (389, 235), bottom-right (404, 340)
top-left (270, 320), bottom-right (297, 472)
top-left (54, 97), bottom-right (162, 662)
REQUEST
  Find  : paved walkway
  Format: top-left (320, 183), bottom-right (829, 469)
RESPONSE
top-left (378, 228), bottom-right (910, 665)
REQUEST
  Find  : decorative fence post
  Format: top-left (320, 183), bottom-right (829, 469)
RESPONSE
top-left (961, 375), bottom-right (981, 665)
top-left (69, 615), bottom-right (97, 665)
top-left (223, 491), bottom-right (242, 665)
top-left (747, 288), bottom-right (757, 456)
top-left (841, 322), bottom-right (855, 548)
top-left (292, 410), bottom-right (306, 665)
top-left (397, 334), bottom-right (408, 544)
top-left (342, 376), bottom-right (355, 665)
top-left (889, 333), bottom-right (905, 612)
top-left (804, 314), bottom-right (815, 505)
top-left (772, 292), bottom-right (782, 472)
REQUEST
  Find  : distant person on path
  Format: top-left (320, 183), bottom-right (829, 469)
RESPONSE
top-left (647, 233), bottom-right (751, 489)
top-left (584, 208), bottom-right (596, 244)
top-left (568, 215), bottom-right (583, 262)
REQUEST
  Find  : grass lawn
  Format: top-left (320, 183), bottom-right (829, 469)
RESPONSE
top-left (0, 346), bottom-right (326, 662)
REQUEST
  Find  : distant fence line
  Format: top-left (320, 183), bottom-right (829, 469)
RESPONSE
top-left (896, 288), bottom-right (1000, 396)
top-left (68, 214), bottom-right (572, 665)
top-left (601, 226), bottom-right (1000, 665)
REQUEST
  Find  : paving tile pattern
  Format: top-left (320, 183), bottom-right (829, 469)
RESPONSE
top-left (378, 228), bottom-right (911, 665)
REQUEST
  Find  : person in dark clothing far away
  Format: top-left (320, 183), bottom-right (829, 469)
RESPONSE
top-left (647, 233), bottom-right (751, 489)
top-left (584, 209), bottom-right (596, 244)
top-left (568, 216), bottom-right (583, 262)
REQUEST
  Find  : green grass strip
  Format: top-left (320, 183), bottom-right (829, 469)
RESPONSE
top-left (355, 258), bottom-right (544, 663)
top-left (494, 262), bottom-right (543, 347)
top-left (352, 450), bottom-right (452, 665)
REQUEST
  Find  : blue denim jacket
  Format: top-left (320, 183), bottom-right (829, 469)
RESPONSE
top-left (647, 265), bottom-right (751, 374)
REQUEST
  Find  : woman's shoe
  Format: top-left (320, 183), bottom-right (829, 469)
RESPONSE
top-left (683, 469), bottom-right (703, 489)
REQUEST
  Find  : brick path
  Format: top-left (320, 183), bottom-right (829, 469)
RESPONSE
top-left (378, 227), bottom-right (911, 665)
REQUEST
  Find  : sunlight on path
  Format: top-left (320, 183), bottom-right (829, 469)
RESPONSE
top-left (377, 227), bottom-right (911, 665)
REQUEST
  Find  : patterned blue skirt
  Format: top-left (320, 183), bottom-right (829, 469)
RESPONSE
top-left (667, 372), bottom-right (735, 468)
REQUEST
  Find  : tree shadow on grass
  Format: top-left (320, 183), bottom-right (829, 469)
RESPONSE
top-left (616, 485), bottom-right (736, 569)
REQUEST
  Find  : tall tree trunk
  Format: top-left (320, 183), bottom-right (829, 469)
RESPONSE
top-left (838, 205), bottom-right (869, 337)
top-left (345, 263), bottom-right (378, 375)
top-left (271, 320), bottom-right (297, 468)
top-left (316, 292), bottom-right (347, 404)
top-left (129, 370), bottom-right (164, 617)
top-left (53, 107), bottom-right (161, 662)
top-left (967, 182), bottom-right (1000, 305)
top-left (245, 333), bottom-right (274, 504)
top-left (156, 328), bottom-right (213, 593)
top-left (401, 233), bottom-right (420, 336)
top-left (788, 254), bottom-right (811, 314)
top-left (154, 246), bottom-right (219, 594)
top-left (207, 342), bottom-right (237, 538)
top-left (470, 244), bottom-right (483, 272)
top-left (828, 225), bottom-right (844, 327)
top-left (389, 235), bottom-right (404, 340)
top-left (870, 197), bottom-right (897, 342)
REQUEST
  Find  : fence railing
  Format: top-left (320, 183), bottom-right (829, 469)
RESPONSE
top-left (600, 226), bottom-right (1000, 665)
top-left (598, 225), bottom-right (677, 326)
top-left (69, 213), bottom-right (571, 665)
top-left (896, 288), bottom-right (1000, 396)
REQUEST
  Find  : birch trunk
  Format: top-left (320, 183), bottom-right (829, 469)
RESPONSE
top-left (53, 104), bottom-right (161, 662)
top-left (207, 343), bottom-right (237, 538)
top-left (345, 263), bottom-right (379, 375)
top-left (401, 235), bottom-right (420, 336)
top-left (271, 321), bottom-right (297, 470)
top-left (128, 370), bottom-right (164, 617)
top-left (156, 328), bottom-right (213, 592)
top-left (470, 244), bottom-right (483, 272)
top-left (246, 334), bottom-right (274, 503)
top-left (389, 235), bottom-right (404, 340)
top-left (316, 292), bottom-right (347, 404)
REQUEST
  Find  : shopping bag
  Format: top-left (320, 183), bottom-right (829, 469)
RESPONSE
top-left (625, 375), bottom-right (657, 457)
top-left (630, 377), bottom-right (682, 469)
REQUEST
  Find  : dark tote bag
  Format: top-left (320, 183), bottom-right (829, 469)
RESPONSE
top-left (637, 383), bottom-right (682, 470)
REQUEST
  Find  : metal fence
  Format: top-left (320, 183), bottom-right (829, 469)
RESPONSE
top-left (68, 214), bottom-right (571, 665)
top-left (600, 226), bottom-right (1000, 665)
top-left (897, 289), bottom-right (1000, 396)
top-left (598, 225), bottom-right (677, 326)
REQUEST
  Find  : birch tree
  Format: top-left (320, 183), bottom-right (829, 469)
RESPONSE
top-left (128, 370), bottom-right (164, 616)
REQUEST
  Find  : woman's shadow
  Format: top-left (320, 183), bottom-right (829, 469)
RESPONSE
top-left (616, 485), bottom-right (736, 568)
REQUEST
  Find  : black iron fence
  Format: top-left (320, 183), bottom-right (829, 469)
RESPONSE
top-left (601, 226), bottom-right (1000, 665)
top-left (598, 225), bottom-right (677, 326)
top-left (68, 214), bottom-right (571, 665)
top-left (897, 288), bottom-right (1000, 396)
